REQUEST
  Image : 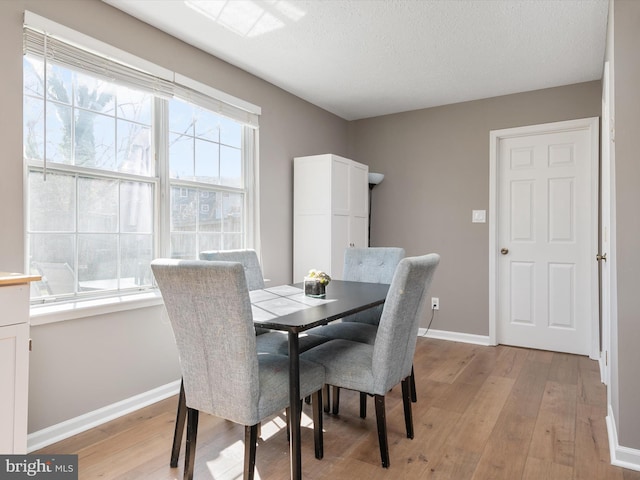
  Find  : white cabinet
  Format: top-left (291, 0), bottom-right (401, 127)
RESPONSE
top-left (293, 154), bottom-right (369, 282)
top-left (0, 276), bottom-right (38, 454)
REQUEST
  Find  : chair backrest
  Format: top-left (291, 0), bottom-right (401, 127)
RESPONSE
top-left (151, 259), bottom-right (260, 425)
top-left (342, 247), bottom-right (405, 325)
top-left (371, 253), bottom-right (440, 395)
top-left (199, 249), bottom-right (265, 291)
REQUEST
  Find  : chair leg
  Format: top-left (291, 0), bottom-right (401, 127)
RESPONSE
top-left (374, 395), bottom-right (390, 468)
top-left (332, 386), bottom-right (340, 415)
top-left (359, 392), bottom-right (367, 419)
top-left (184, 408), bottom-right (199, 480)
top-left (171, 379), bottom-right (186, 468)
top-left (410, 365), bottom-right (417, 403)
top-left (323, 384), bottom-right (331, 413)
top-left (401, 377), bottom-right (414, 439)
top-left (244, 425), bottom-right (258, 480)
top-left (312, 389), bottom-right (324, 460)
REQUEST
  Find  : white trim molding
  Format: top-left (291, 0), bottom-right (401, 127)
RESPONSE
top-left (599, 353), bottom-right (607, 385)
top-left (606, 406), bottom-right (640, 472)
top-left (27, 380), bottom-right (181, 452)
top-left (30, 291), bottom-right (164, 326)
top-left (419, 328), bottom-right (491, 346)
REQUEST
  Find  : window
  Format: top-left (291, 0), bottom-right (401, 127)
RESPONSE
top-left (23, 19), bottom-right (259, 304)
top-left (168, 99), bottom-right (246, 258)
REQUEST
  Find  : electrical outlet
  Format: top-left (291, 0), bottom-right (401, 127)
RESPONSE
top-left (431, 297), bottom-right (439, 310)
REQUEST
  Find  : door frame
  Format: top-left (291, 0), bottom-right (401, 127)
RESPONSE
top-left (488, 117), bottom-right (600, 359)
top-left (601, 61), bottom-right (616, 385)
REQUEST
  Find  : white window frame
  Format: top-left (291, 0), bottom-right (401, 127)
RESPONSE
top-left (24, 12), bottom-right (261, 318)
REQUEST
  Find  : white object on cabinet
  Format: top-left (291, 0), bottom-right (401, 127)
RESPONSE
top-left (293, 154), bottom-right (369, 282)
top-left (0, 282), bottom-right (31, 454)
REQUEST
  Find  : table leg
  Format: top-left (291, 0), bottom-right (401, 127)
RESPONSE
top-left (288, 331), bottom-right (302, 480)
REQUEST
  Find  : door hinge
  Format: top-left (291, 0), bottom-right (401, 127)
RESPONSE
top-left (29, 338), bottom-right (33, 351)
top-left (606, 350), bottom-right (608, 366)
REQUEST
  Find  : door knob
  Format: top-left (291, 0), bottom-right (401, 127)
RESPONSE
top-left (596, 253), bottom-right (607, 262)
top-left (501, 248), bottom-right (509, 255)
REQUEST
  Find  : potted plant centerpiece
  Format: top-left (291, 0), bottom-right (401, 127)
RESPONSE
top-left (304, 269), bottom-right (331, 297)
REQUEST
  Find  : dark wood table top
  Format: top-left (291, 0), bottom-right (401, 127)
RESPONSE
top-left (251, 280), bottom-right (389, 333)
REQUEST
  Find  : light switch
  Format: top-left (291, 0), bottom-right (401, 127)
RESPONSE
top-left (472, 210), bottom-right (486, 223)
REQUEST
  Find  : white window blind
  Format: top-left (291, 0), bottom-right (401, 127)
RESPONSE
top-left (23, 11), bottom-right (260, 128)
top-left (23, 26), bottom-right (174, 99)
top-left (173, 84), bottom-right (260, 129)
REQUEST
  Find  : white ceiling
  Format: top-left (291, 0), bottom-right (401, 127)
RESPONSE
top-left (102, 0), bottom-right (609, 121)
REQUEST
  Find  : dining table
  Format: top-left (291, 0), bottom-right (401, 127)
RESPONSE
top-left (249, 279), bottom-right (390, 480)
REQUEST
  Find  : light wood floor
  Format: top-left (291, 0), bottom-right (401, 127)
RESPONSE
top-left (36, 338), bottom-right (640, 479)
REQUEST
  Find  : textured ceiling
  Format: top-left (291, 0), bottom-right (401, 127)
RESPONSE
top-left (102, 0), bottom-right (609, 120)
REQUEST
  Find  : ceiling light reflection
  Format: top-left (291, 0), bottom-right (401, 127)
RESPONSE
top-left (185, 0), bottom-right (305, 38)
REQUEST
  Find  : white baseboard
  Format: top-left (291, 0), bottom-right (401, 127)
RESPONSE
top-left (606, 406), bottom-right (640, 472)
top-left (27, 379), bottom-right (181, 453)
top-left (599, 354), bottom-right (607, 385)
top-left (418, 328), bottom-right (491, 346)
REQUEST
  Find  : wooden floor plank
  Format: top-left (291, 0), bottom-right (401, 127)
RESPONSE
top-left (527, 381), bottom-right (577, 467)
top-left (521, 457), bottom-right (573, 480)
top-left (470, 358), bottom-right (552, 480)
top-left (431, 380), bottom-right (483, 415)
top-left (527, 348), bottom-right (555, 364)
top-left (624, 470), bottom-right (640, 480)
top-left (441, 375), bottom-right (515, 454)
top-left (426, 341), bottom-right (479, 384)
top-left (451, 346), bottom-right (500, 386)
top-left (493, 345), bottom-right (530, 379)
top-left (33, 338), bottom-right (640, 480)
top-left (573, 403), bottom-right (623, 480)
top-left (424, 445), bottom-right (481, 480)
top-left (577, 355), bottom-right (607, 407)
top-left (548, 352), bottom-right (580, 385)
top-left (389, 405), bottom-right (462, 477)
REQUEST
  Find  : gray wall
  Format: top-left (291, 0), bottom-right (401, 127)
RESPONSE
top-left (28, 306), bottom-right (178, 431)
top-left (346, 82), bottom-right (602, 336)
top-left (613, 0), bottom-right (640, 451)
top-left (0, 0), bottom-right (348, 432)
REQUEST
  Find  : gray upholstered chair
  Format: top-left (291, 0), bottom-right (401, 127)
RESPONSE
top-left (308, 247), bottom-right (405, 415)
top-left (171, 249), bottom-right (271, 465)
top-left (302, 253), bottom-right (439, 468)
top-left (199, 249), bottom-right (265, 291)
top-left (341, 247), bottom-right (405, 325)
top-left (151, 259), bottom-right (325, 480)
top-left (199, 249), bottom-right (269, 337)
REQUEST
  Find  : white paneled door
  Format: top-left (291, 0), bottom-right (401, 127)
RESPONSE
top-left (492, 119), bottom-right (598, 356)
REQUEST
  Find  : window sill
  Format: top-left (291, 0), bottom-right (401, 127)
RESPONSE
top-left (30, 290), bottom-right (164, 326)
